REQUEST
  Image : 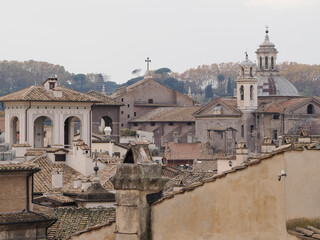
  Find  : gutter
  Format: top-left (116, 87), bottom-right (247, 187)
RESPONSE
top-left (25, 102), bottom-right (31, 142)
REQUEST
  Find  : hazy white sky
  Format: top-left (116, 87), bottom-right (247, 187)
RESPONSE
top-left (0, 0), bottom-right (319, 83)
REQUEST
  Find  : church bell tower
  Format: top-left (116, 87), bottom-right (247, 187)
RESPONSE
top-left (236, 53), bottom-right (258, 111)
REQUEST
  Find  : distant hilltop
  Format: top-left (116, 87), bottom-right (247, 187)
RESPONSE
top-left (0, 60), bottom-right (320, 98)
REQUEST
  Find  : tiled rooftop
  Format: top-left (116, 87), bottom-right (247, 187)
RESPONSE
top-left (0, 162), bottom-right (40, 172)
top-left (30, 156), bottom-right (85, 193)
top-left (0, 85), bottom-right (100, 102)
top-left (0, 211), bottom-right (55, 225)
top-left (47, 207), bottom-right (115, 240)
top-left (130, 106), bottom-right (201, 122)
top-left (165, 142), bottom-right (213, 161)
top-left (87, 91), bottom-right (123, 106)
top-left (164, 170), bottom-right (217, 194)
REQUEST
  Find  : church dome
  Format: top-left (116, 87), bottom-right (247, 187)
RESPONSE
top-left (257, 74), bottom-right (299, 96)
top-left (240, 54), bottom-right (255, 68)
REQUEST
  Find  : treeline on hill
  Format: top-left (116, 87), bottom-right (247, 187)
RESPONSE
top-left (0, 60), bottom-right (108, 96)
top-left (1, 60), bottom-right (320, 102)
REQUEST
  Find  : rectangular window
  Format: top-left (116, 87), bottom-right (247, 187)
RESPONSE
top-left (134, 122), bottom-right (138, 126)
top-left (169, 122), bottom-right (174, 126)
top-left (273, 114), bottom-right (280, 120)
top-left (148, 99), bottom-right (154, 104)
top-left (55, 154), bottom-right (66, 161)
top-left (151, 122), bottom-right (155, 126)
top-left (273, 130), bottom-right (278, 140)
top-left (241, 125), bottom-right (244, 138)
top-left (121, 98), bottom-right (124, 102)
top-left (121, 111), bottom-right (123, 114)
top-left (127, 104), bottom-right (130, 107)
top-left (250, 125), bottom-right (254, 137)
top-left (134, 112), bottom-right (136, 117)
top-left (127, 115), bottom-right (130, 119)
top-left (187, 122), bottom-right (192, 126)
top-left (121, 124), bottom-right (123, 127)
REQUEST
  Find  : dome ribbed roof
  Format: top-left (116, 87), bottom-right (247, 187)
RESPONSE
top-left (257, 74), bottom-right (299, 96)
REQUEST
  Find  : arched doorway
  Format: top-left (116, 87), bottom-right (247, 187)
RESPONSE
top-left (64, 116), bottom-right (82, 147)
top-left (99, 116), bottom-right (113, 135)
top-left (10, 116), bottom-right (20, 145)
top-left (34, 116), bottom-right (53, 148)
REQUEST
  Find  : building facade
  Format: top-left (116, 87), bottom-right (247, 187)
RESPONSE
top-left (111, 77), bottom-right (196, 129)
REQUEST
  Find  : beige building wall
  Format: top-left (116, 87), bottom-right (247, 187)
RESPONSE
top-left (151, 150), bottom-right (320, 240)
top-left (69, 223), bottom-right (115, 240)
top-left (0, 175), bottom-right (28, 212)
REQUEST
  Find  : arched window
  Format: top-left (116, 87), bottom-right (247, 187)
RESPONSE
top-left (265, 57), bottom-right (268, 69)
top-left (307, 104), bottom-right (314, 114)
top-left (240, 85), bottom-right (244, 101)
top-left (260, 57), bottom-right (262, 70)
top-left (250, 67), bottom-right (253, 77)
top-left (250, 85), bottom-right (253, 100)
top-left (271, 57), bottom-right (274, 69)
top-left (241, 67), bottom-right (244, 76)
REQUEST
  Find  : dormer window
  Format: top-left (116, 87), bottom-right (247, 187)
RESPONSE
top-left (49, 82), bottom-right (55, 89)
top-left (307, 104), bottom-right (314, 114)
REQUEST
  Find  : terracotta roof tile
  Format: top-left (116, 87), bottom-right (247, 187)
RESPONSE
top-left (0, 162), bottom-right (40, 172)
top-left (0, 85), bottom-right (100, 103)
top-left (0, 211), bottom-right (55, 225)
top-left (130, 106), bottom-right (201, 122)
top-left (87, 91), bottom-right (123, 106)
top-left (165, 142), bottom-right (213, 161)
top-left (29, 156), bottom-right (85, 193)
top-left (47, 207), bottom-right (115, 240)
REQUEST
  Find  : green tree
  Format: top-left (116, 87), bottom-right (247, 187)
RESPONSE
top-left (227, 77), bottom-right (233, 95)
top-left (205, 84), bottom-right (213, 99)
top-left (73, 74), bottom-right (86, 92)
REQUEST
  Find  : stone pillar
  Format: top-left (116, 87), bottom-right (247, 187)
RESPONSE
top-left (113, 163), bottom-right (167, 240)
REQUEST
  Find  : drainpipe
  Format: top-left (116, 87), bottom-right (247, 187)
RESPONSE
top-left (25, 102), bottom-right (31, 143)
top-left (89, 105), bottom-right (93, 151)
top-left (26, 173), bottom-right (31, 211)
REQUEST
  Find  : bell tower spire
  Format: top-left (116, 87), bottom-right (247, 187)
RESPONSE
top-left (256, 26), bottom-right (278, 72)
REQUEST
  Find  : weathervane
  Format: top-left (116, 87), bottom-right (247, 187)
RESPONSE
top-left (245, 51), bottom-right (248, 60)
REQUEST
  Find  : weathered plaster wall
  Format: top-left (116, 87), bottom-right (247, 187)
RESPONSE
top-left (285, 150), bottom-right (320, 220)
top-left (0, 175), bottom-right (27, 212)
top-left (151, 151), bottom-right (312, 240)
top-left (69, 223), bottom-right (115, 240)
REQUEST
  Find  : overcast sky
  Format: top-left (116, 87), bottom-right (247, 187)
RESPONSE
top-left (0, 0), bottom-right (319, 83)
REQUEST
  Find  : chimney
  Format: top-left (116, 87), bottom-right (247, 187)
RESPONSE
top-left (52, 168), bottom-right (64, 188)
top-left (173, 132), bottom-right (178, 144)
top-left (235, 141), bottom-right (248, 163)
top-left (113, 163), bottom-right (168, 240)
